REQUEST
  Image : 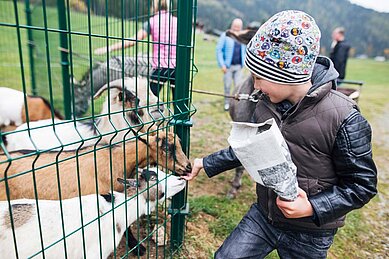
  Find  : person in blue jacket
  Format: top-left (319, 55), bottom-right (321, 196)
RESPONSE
top-left (216, 18), bottom-right (246, 111)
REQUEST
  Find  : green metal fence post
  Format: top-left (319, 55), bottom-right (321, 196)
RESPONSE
top-left (25, 0), bottom-right (37, 96)
top-left (57, 0), bottom-right (72, 119)
top-left (170, 0), bottom-right (193, 252)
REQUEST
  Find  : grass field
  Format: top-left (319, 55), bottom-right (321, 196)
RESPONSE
top-left (1, 2), bottom-right (389, 258)
top-left (0, 1), bottom-right (148, 112)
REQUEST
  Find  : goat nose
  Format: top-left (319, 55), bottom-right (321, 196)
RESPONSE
top-left (159, 104), bottom-right (165, 112)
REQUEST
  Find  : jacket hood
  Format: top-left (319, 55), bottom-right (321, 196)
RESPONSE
top-left (309, 56), bottom-right (339, 93)
top-left (276, 56), bottom-right (339, 115)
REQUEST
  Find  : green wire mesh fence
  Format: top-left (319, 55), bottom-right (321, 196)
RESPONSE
top-left (0, 0), bottom-right (197, 257)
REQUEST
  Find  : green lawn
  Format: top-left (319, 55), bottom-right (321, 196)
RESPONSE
top-left (0, 1), bottom-right (146, 112)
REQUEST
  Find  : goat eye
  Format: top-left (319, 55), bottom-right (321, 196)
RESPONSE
top-left (150, 176), bottom-right (156, 181)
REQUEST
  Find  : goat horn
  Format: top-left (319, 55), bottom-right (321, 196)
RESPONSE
top-left (93, 79), bottom-right (126, 100)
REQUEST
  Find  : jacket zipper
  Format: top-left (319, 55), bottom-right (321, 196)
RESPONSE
top-left (264, 89), bottom-right (320, 224)
top-left (264, 98), bottom-right (305, 223)
top-left (263, 101), bottom-right (282, 223)
top-left (268, 189), bottom-right (274, 223)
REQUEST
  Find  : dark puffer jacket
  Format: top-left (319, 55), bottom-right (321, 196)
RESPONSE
top-left (330, 40), bottom-right (350, 80)
top-left (203, 57), bottom-right (377, 231)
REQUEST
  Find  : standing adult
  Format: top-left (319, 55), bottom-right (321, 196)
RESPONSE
top-left (216, 18), bottom-right (246, 111)
top-left (330, 27), bottom-right (350, 83)
top-left (95, 0), bottom-right (177, 97)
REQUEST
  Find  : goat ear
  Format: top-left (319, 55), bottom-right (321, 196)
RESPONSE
top-left (127, 90), bottom-right (139, 106)
top-left (122, 90), bottom-right (139, 107)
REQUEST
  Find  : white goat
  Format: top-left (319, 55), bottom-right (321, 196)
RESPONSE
top-left (0, 87), bottom-right (63, 130)
top-left (3, 77), bottom-right (164, 151)
top-left (0, 169), bottom-right (186, 259)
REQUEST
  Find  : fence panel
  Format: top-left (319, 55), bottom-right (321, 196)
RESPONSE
top-left (0, 0), bottom-right (197, 258)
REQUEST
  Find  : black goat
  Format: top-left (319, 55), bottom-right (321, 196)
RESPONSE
top-left (73, 55), bottom-right (152, 116)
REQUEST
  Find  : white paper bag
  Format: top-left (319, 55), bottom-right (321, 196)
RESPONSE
top-left (227, 118), bottom-right (298, 201)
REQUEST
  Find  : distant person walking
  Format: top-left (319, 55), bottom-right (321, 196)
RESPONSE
top-left (330, 27), bottom-right (350, 83)
top-left (95, 0), bottom-right (177, 97)
top-left (216, 18), bottom-right (246, 111)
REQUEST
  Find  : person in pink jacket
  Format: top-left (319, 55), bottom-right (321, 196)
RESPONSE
top-left (95, 0), bottom-right (177, 97)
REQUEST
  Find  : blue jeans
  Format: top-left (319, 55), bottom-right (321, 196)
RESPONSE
top-left (215, 203), bottom-right (336, 259)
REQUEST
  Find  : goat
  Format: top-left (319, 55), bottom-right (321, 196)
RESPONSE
top-left (0, 169), bottom-right (185, 258)
top-left (0, 131), bottom-right (191, 201)
top-left (124, 167), bottom-right (187, 256)
top-left (73, 55), bottom-right (152, 116)
top-left (0, 87), bottom-right (63, 131)
top-left (3, 77), bottom-right (164, 152)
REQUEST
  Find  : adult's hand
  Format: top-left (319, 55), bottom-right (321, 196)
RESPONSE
top-left (181, 158), bottom-right (203, 181)
top-left (94, 47), bottom-right (108, 55)
top-left (276, 187), bottom-right (313, 218)
top-left (221, 66), bottom-right (227, 74)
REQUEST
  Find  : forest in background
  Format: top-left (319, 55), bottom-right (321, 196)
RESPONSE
top-left (197, 0), bottom-right (389, 57)
top-left (32, 0), bottom-right (389, 56)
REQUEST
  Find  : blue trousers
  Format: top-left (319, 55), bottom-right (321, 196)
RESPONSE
top-left (215, 203), bottom-right (336, 259)
top-left (223, 64), bottom-right (243, 106)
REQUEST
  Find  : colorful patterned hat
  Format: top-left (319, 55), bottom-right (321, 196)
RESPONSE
top-left (245, 10), bottom-right (321, 84)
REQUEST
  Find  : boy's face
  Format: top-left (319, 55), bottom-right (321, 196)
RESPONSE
top-left (253, 75), bottom-right (292, 104)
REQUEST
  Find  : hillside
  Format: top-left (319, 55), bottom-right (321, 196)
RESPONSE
top-left (197, 0), bottom-right (389, 57)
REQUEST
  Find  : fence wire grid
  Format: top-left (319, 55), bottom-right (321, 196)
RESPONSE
top-left (0, 0), bottom-right (197, 258)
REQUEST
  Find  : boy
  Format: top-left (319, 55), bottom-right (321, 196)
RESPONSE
top-left (183, 10), bottom-right (377, 258)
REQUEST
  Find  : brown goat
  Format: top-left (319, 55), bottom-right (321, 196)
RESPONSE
top-left (0, 87), bottom-right (63, 132)
top-left (21, 96), bottom-right (64, 123)
top-left (0, 132), bottom-right (191, 201)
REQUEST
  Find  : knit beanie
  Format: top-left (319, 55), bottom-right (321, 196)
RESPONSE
top-left (245, 10), bottom-right (321, 84)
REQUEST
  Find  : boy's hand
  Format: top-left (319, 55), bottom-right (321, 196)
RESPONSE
top-left (181, 158), bottom-right (203, 181)
top-left (276, 187), bottom-right (313, 218)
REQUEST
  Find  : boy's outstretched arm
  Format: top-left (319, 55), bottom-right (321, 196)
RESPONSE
top-left (182, 147), bottom-right (242, 181)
